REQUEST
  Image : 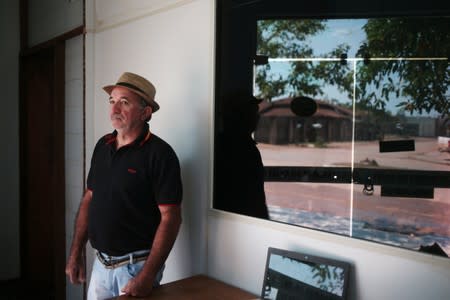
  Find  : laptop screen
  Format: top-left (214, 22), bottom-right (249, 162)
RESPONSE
top-left (261, 247), bottom-right (350, 300)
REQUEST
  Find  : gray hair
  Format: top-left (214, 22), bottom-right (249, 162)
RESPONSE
top-left (140, 97), bottom-right (152, 122)
top-left (139, 97), bottom-right (149, 108)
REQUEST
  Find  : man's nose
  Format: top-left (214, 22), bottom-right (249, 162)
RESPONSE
top-left (111, 102), bottom-right (121, 113)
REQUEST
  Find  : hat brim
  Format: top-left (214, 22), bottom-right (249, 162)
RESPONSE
top-left (103, 84), bottom-right (160, 112)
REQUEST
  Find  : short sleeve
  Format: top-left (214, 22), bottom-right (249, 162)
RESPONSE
top-left (151, 145), bottom-right (183, 205)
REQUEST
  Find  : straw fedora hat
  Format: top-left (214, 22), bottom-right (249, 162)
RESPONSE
top-left (103, 72), bottom-right (160, 112)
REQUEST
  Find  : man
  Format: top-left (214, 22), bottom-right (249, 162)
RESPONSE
top-left (65, 72), bottom-right (183, 299)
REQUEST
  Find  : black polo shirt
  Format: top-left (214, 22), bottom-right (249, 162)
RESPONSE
top-left (87, 123), bottom-right (182, 256)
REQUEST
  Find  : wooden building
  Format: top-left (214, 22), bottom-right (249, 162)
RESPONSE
top-left (255, 98), bottom-right (353, 144)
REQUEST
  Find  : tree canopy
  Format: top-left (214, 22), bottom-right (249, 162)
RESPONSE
top-left (255, 17), bottom-right (450, 116)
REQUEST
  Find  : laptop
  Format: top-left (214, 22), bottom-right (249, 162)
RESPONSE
top-left (260, 247), bottom-right (351, 300)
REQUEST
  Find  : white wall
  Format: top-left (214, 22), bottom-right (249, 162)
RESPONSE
top-left (0, 0), bottom-right (20, 280)
top-left (87, 0), bottom-right (213, 283)
top-left (93, 0), bottom-right (196, 32)
top-left (65, 35), bottom-right (85, 300)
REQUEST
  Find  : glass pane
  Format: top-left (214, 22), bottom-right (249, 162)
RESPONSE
top-left (255, 60), bottom-right (353, 235)
top-left (353, 59), bottom-right (450, 256)
top-left (212, 15), bottom-right (450, 257)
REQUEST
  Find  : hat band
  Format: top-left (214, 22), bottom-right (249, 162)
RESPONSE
top-left (116, 82), bottom-right (150, 99)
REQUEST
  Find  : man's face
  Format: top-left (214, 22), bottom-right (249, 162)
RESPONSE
top-left (109, 86), bottom-right (148, 131)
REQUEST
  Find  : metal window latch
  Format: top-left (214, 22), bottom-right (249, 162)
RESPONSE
top-left (363, 176), bottom-right (374, 195)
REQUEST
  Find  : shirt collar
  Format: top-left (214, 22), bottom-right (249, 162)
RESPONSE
top-left (105, 123), bottom-right (151, 147)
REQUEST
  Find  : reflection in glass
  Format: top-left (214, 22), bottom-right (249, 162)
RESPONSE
top-left (352, 185), bottom-right (450, 253)
top-left (353, 59), bottom-right (450, 254)
top-left (251, 16), bottom-right (450, 257)
top-left (255, 61), bottom-right (354, 152)
top-left (215, 92), bottom-right (269, 219)
top-left (265, 182), bottom-right (351, 236)
top-left (263, 253), bottom-right (347, 299)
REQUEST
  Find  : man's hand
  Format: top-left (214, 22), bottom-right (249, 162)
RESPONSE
top-left (121, 204), bottom-right (182, 297)
top-left (65, 254), bottom-right (86, 285)
top-left (65, 190), bottom-right (91, 285)
top-left (121, 275), bottom-right (154, 297)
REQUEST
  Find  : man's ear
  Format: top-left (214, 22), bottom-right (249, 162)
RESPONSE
top-left (141, 106), bottom-right (153, 121)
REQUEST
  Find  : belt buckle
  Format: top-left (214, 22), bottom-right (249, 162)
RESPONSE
top-left (97, 251), bottom-right (115, 269)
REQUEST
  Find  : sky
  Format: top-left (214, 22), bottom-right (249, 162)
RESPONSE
top-left (307, 19), bottom-right (367, 57)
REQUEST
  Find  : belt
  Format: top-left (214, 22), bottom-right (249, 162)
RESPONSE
top-left (96, 250), bottom-right (149, 269)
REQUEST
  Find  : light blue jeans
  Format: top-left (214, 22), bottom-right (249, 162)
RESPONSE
top-left (87, 250), bottom-right (164, 300)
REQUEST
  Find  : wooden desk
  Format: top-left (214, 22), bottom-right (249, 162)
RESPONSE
top-left (113, 275), bottom-right (258, 300)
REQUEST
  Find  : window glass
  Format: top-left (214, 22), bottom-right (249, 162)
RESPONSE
top-left (352, 59), bottom-right (450, 251)
top-left (253, 17), bottom-right (450, 257)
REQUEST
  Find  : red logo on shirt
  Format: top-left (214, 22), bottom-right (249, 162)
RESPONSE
top-left (127, 168), bottom-right (137, 174)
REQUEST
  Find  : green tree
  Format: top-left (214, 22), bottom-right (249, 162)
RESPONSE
top-left (256, 19), bottom-right (327, 100)
top-left (256, 17), bottom-right (450, 116)
top-left (355, 17), bottom-right (450, 116)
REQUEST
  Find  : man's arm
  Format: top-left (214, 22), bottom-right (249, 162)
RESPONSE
top-left (65, 189), bottom-right (92, 284)
top-left (122, 204), bottom-right (182, 297)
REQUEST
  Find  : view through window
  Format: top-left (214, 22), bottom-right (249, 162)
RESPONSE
top-left (254, 17), bottom-right (450, 257)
